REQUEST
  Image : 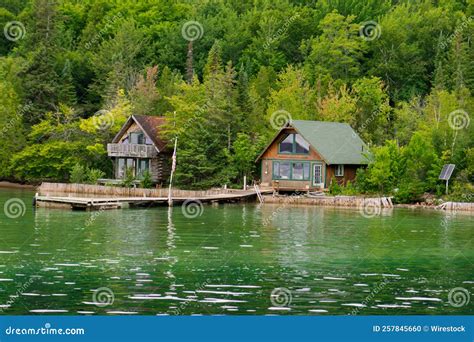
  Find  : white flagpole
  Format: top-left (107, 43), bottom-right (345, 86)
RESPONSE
top-left (168, 137), bottom-right (177, 207)
top-left (168, 110), bottom-right (178, 207)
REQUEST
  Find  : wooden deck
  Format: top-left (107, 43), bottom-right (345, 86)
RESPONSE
top-left (35, 189), bottom-right (273, 210)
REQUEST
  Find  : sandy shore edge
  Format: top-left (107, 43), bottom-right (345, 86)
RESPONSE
top-left (0, 181), bottom-right (37, 190)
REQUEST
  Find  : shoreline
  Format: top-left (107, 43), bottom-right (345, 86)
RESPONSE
top-left (0, 181), bottom-right (37, 190)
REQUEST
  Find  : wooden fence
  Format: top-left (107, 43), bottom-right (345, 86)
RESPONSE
top-left (38, 182), bottom-right (232, 198)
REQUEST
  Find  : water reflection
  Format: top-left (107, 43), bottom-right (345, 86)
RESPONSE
top-left (0, 189), bottom-right (472, 315)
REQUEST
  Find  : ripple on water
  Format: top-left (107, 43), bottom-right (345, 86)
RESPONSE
top-left (106, 311), bottom-right (138, 315)
top-left (196, 290), bottom-right (251, 296)
top-left (128, 295), bottom-right (192, 301)
top-left (200, 298), bottom-right (247, 303)
top-left (324, 277), bottom-right (346, 281)
top-left (205, 284), bottom-right (261, 289)
top-left (341, 303), bottom-right (366, 308)
top-left (376, 304), bottom-right (411, 308)
top-left (395, 296), bottom-right (442, 302)
top-left (268, 307), bottom-right (291, 311)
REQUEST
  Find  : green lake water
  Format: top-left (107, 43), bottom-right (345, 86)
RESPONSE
top-left (0, 188), bottom-right (472, 315)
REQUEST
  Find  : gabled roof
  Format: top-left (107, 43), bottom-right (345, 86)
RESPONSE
top-left (257, 120), bottom-right (369, 165)
top-left (112, 115), bottom-right (168, 152)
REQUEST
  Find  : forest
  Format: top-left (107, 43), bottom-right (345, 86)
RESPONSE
top-left (0, 0), bottom-right (472, 203)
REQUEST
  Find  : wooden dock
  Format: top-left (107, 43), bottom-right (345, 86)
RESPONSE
top-left (35, 187), bottom-right (273, 210)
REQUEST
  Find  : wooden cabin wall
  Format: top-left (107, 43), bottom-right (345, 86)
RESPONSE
top-left (326, 165), bottom-right (359, 185)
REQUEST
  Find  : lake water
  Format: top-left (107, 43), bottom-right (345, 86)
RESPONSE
top-left (0, 188), bottom-right (472, 315)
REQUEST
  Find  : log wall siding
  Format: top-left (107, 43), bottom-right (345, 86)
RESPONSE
top-left (150, 152), bottom-right (172, 184)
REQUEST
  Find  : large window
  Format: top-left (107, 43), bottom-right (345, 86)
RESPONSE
top-left (273, 161), bottom-right (291, 179)
top-left (117, 158), bottom-right (150, 179)
top-left (278, 134), bottom-right (310, 154)
top-left (137, 159), bottom-right (150, 178)
top-left (273, 161), bottom-right (310, 180)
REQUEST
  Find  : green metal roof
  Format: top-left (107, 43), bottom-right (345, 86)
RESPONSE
top-left (290, 120), bottom-right (369, 165)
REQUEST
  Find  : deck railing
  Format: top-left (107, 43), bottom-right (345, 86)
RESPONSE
top-left (107, 143), bottom-right (156, 158)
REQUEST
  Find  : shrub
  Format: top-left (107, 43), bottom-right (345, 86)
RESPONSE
top-left (122, 167), bottom-right (136, 188)
top-left (140, 170), bottom-right (153, 188)
top-left (328, 178), bottom-right (342, 195)
top-left (86, 168), bottom-right (105, 184)
top-left (393, 181), bottom-right (425, 203)
top-left (70, 163), bottom-right (86, 183)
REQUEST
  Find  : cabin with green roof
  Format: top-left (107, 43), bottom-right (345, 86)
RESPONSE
top-left (256, 120), bottom-right (369, 191)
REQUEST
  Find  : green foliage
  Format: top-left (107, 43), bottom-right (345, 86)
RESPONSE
top-left (70, 163), bottom-right (86, 183)
top-left (86, 168), bottom-right (105, 184)
top-left (122, 167), bottom-right (135, 188)
top-left (140, 170), bottom-right (153, 189)
top-left (328, 178), bottom-right (342, 195)
top-left (0, 0), bottom-right (471, 200)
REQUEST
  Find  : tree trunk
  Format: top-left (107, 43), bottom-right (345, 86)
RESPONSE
top-left (186, 41), bottom-right (194, 84)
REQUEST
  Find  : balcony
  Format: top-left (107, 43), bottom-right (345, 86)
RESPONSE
top-left (107, 143), bottom-right (157, 158)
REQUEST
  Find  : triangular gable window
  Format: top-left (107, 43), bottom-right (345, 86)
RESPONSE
top-left (278, 133), bottom-right (309, 154)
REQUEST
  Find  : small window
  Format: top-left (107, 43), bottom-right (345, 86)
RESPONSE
top-left (335, 164), bottom-right (344, 177)
top-left (279, 134), bottom-right (293, 153)
top-left (130, 132), bottom-right (145, 144)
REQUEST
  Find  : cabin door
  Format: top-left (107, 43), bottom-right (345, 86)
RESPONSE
top-left (312, 164), bottom-right (324, 188)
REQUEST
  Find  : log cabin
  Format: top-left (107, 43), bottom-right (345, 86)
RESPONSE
top-left (107, 115), bottom-right (171, 185)
top-left (256, 120), bottom-right (369, 192)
